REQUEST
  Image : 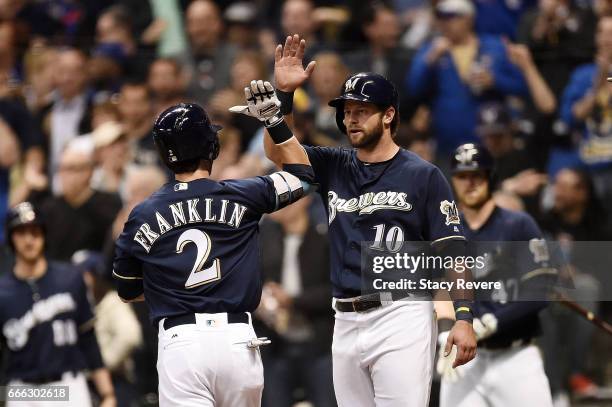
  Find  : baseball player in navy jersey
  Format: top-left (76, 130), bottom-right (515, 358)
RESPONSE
top-left (246, 34), bottom-right (477, 407)
top-left (113, 98), bottom-right (315, 406)
top-left (0, 202), bottom-right (116, 407)
top-left (437, 143), bottom-right (555, 406)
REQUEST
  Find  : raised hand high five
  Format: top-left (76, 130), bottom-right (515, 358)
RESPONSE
top-left (274, 34), bottom-right (316, 92)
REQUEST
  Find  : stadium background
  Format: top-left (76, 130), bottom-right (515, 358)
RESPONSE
top-left (0, 0), bottom-right (611, 406)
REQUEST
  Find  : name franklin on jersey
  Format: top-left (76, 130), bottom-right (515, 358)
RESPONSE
top-left (134, 198), bottom-right (248, 252)
top-left (328, 190), bottom-right (412, 224)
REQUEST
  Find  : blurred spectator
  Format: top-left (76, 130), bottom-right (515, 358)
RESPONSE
top-left (493, 189), bottom-right (526, 211)
top-left (558, 15), bottom-right (612, 213)
top-left (518, 0), bottom-right (596, 98)
top-left (224, 2), bottom-right (260, 50)
top-left (209, 128), bottom-right (243, 180)
top-left (23, 46), bottom-right (57, 114)
top-left (540, 167), bottom-right (610, 240)
top-left (256, 196), bottom-right (336, 407)
top-left (473, 0), bottom-right (537, 40)
top-left (309, 51), bottom-right (350, 142)
top-left (147, 58), bottom-right (187, 116)
top-left (0, 114), bottom-right (20, 245)
top-left (73, 250), bottom-right (142, 407)
top-left (148, 0), bottom-right (188, 57)
top-left (39, 140), bottom-right (121, 261)
top-left (0, 21), bottom-right (19, 83)
top-left (89, 43), bottom-right (127, 102)
top-left (343, 1), bottom-right (412, 94)
top-left (504, 40), bottom-right (557, 114)
top-left (281, 0), bottom-right (323, 61)
top-left (473, 102), bottom-right (544, 187)
top-left (91, 100), bottom-right (121, 129)
top-left (538, 167), bottom-right (609, 400)
top-left (1, 69), bottom-right (45, 243)
top-left (183, 0), bottom-right (236, 104)
top-left (211, 51), bottom-right (268, 149)
top-left (117, 82), bottom-right (159, 167)
top-left (107, 165), bottom-right (168, 251)
top-left (594, 0), bottom-right (612, 16)
top-left (90, 121), bottom-right (131, 194)
top-left (407, 0), bottom-right (529, 156)
top-left (38, 48), bottom-right (92, 192)
top-left (96, 5), bottom-right (152, 81)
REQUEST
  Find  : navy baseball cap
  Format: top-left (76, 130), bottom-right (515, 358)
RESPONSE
top-left (476, 103), bottom-right (512, 135)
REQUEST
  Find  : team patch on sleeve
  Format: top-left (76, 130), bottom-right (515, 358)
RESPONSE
top-left (440, 200), bottom-right (460, 226)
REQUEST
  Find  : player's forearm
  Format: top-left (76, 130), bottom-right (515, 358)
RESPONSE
top-left (90, 368), bottom-right (116, 403)
top-left (438, 240), bottom-right (475, 322)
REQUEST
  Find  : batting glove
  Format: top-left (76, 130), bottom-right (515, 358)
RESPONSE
top-left (229, 80), bottom-right (283, 128)
top-left (472, 313), bottom-right (498, 341)
top-left (436, 331), bottom-right (462, 383)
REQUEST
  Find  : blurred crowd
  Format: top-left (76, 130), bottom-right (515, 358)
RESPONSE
top-left (0, 0), bottom-right (611, 406)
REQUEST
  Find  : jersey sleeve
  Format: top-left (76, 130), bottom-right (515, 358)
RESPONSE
top-left (424, 167), bottom-right (466, 245)
top-left (303, 146), bottom-right (346, 197)
top-left (223, 176), bottom-right (278, 214)
top-left (514, 213), bottom-right (558, 297)
top-left (73, 272), bottom-right (95, 331)
top-left (113, 207), bottom-right (145, 280)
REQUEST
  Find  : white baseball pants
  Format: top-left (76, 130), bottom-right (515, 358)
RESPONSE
top-left (332, 300), bottom-right (437, 407)
top-left (157, 312), bottom-right (264, 407)
top-left (440, 344), bottom-right (553, 407)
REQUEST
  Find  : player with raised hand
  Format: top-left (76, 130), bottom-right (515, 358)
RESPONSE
top-left (436, 143), bottom-right (555, 407)
top-left (245, 33), bottom-right (477, 407)
top-left (113, 97), bottom-right (314, 407)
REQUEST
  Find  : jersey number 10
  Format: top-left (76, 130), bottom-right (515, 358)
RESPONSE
top-left (176, 229), bottom-right (221, 289)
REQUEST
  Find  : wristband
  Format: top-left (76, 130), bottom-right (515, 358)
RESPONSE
top-left (453, 300), bottom-right (473, 322)
top-left (276, 89), bottom-right (294, 115)
top-left (267, 119), bottom-right (293, 144)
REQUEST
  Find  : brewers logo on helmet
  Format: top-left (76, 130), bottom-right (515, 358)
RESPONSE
top-left (153, 103), bottom-right (222, 168)
top-left (451, 143), bottom-right (494, 174)
top-left (329, 72), bottom-right (399, 134)
top-left (5, 202), bottom-right (45, 249)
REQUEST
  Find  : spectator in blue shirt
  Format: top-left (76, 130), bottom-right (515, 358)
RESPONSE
top-left (407, 0), bottom-right (529, 156)
top-left (474, 0), bottom-right (537, 40)
top-left (558, 15), bottom-right (612, 216)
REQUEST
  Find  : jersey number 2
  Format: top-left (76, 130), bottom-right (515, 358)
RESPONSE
top-left (176, 229), bottom-right (221, 289)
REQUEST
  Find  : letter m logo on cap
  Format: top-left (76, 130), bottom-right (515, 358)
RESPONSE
top-left (345, 77), bottom-right (359, 93)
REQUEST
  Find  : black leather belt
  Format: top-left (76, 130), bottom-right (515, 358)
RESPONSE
top-left (334, 292), bottom-right (422, 313)
top-left (163, 312), bottom-right (249, 330)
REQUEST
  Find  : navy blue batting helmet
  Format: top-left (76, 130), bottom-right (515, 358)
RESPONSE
top-left (451, 143), bottom-right (494, 174)
top-left (329, 72), bottom-right (399, 134)
top-left (5, 202), bottom-right (45, 248)
top-left (153, 103), bottom-right (222, 168)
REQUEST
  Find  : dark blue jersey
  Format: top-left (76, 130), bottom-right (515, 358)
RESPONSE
top-left (463, 206), bottom-right (555, 344)
top-left (304, 147), bottom-right (465, 298)
top-left (114, 176), bottom-right (291, 325)
top-left (0, 262), bottom-right (95, 381)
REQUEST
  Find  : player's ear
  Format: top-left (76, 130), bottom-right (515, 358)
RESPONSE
top-left (383, 107), bottom-right (395, 126)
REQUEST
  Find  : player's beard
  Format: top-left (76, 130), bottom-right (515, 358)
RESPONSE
top-left (348, 120), bottom-right (383, 150)
top-left (460, 186), bottom-right (490, 209)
